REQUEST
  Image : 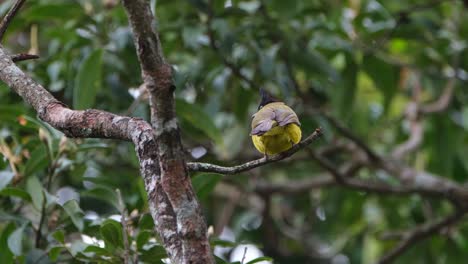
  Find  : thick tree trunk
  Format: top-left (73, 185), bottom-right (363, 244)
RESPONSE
top-left (122, 0), bottom-right (214, 263)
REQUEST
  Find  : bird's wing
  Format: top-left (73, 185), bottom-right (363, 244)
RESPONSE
top-left (251, 103), bottom-right (301, 135)
top-left (274, 106), bottom-right (301, 127)
top-left (250, 108), bottom-right (277, 136)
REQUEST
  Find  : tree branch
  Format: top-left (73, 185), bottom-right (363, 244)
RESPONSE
top-left (378, 211), bottom-right (466, 264)
top-left (319, 111), bottom-right (383, 163)
top-left (187, 128), bottom-right (323, 174)
top-left (391, 108), bottom-right (423, 158)
top-left (0, 0), bottom-right (26, 41)
top-left (392, 75), bottom-right (423, 158)
top-left (0, 46), bottom-right (150, 141)
top-left (0, 44), bottom-right (185, 258)
top-left (419, 77), bottom-right (456, 114)
top-left (307, 150), bottom-right (443, 196)
top-left (122, 1), bottom-right (214, 263)
top-left (11, 53), bottom-right (39, 62)
top-left (0, 41), bottom-right (185, 263)
top-left (116, 189), bottom-right (130, 264)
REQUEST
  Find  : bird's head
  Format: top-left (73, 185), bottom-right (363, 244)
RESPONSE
top-left (258, 88), bottom-right (280, 110)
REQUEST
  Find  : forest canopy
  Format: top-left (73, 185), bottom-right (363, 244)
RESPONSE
top-left (0, 0), bottom-right (468, 263)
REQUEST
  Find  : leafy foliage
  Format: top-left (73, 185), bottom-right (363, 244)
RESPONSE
top-left (1, 0), bottom-right (468, 263)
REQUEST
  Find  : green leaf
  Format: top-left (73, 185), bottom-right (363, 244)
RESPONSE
top-left (0, 223), bottom-right (15, 263)
top-left (69, 241), bottom-right (88, 257)
top-left (0, 105), bottom-right (26, 125)
top-left (176, 99), bottom-right (223, 145)
top-left (191, 173), bottom-right (223, 199)
top-left (48, 246), bottom-right (63, 261)
top-left (73, 49), bottom-right (103, 109)
top-left (461, 107), bottom-right (468, 131)
top-left (23, 116), bottom-right (62, 155)
top-left (139, 214), bottom-right (155, 230)
top-left (182, 26), bottom-right (204, 49)
top-left (52, 230), bottom-right (65, 244)
top-left (22, 3), bottom-right (83, 21)
top-left (62, 200), bottom-right (84, 231)
top-left (334, 54), bottom-right (357, 119)
top-left (292, 47), bottom-right (339, 82)
top-left (139, 245), bottom-right (167, 263)
top-left (210, 238), bottom-right (237, 248)
top-left (0, 171), bottom-right (14, 191)
top-left (246, 257), bottom-right (274, 264)
top-left (26, 176), bottom-right (44, 211)
top-left (0, 187), bottom-right (32, 202)
top-left (428, 116), bottom-right (459, 176)
top-left (0, 211), bottom-right (28, 224)
top-left (362, 55), bottom-right (399, 112)
top-left (84, 245), bottom-right (111, 256)
top-left (26, 249), bottom-right (52, 264)
top-left (81, 186), bottom-right (120, 211)
top-left (233, 87), bottom-right (254, 121)
top-left (7, 224), bottom-right (26, 256)
top-left (269, 0), bottom-right (303, 17)
top-left (23, 144), bottom-right (48, 177)
top-left (100, 219), bottom-right (124, 249)
top-left (215, 255), bottom-right (231, 264)
top-left (362, 234), bottom-right (382, 264)
top-left (44, 189), bottom-right (57, 208)
top-left (136, 230), bottom-right (153, 250)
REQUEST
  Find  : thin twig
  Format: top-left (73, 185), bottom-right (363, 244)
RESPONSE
top-left (36, 142), bottom-right (62, 248)
top-left (116, 189), bottom-right (130, 264)
top-left (420, 78), bottom-right (456, 114)
top-left (319, 112), bottom-right (383, 163)
top-left (11, 53), bottom-right (39, 62)
top-left (378, 211), bottom-right (466, 264)
top-left (187, 128), bottom-right (323, 174)
top-left (0, 0), bottom-right (26, 41)
top-left (420, 54), bottom-right (459, 114)
top-left (392, 74), bottom-right (423, 158)
top-left (241, 246), bottom-right (248, 264)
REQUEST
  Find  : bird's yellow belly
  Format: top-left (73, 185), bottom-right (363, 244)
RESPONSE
top-left (251, 123), bottom-right (301, 155)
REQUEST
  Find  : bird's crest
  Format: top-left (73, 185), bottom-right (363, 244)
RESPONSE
top-left (258, 88), bottom-right (280, 110)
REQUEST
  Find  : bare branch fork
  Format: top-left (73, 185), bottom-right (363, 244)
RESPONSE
top-left (0, 1), bottom-right (39, 62)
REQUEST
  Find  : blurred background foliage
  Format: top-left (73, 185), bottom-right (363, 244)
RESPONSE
top-left (0, 0), bottom-right (468, 263)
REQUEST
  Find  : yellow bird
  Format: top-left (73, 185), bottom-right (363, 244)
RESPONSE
top-left (251, 89), bottom-right (302, 157)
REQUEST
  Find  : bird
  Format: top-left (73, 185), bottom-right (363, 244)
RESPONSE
top-left (250, 89), bottom-right (302, 157)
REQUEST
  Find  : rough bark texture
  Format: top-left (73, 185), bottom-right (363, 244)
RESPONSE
top-left (121, 1), bottom-right (214, 263)
top-left (0, 44), bottom-right (185, 261)
top-left (0, 47), bottom-right (147, 141)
